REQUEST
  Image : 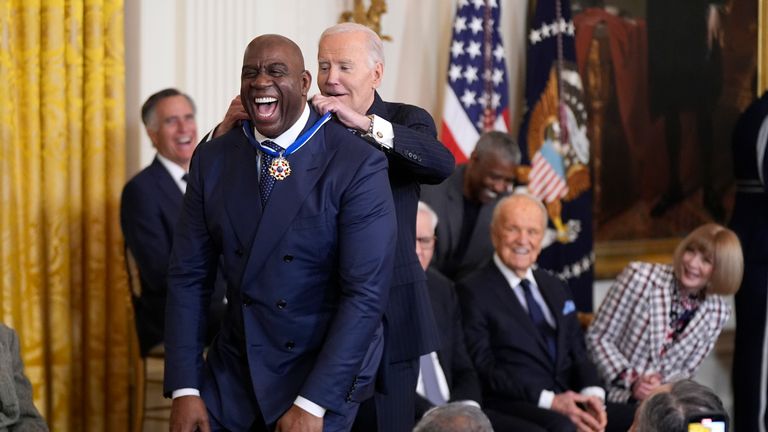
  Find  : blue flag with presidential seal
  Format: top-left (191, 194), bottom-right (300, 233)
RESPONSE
top-left (518, 0), bottom-right (593, 311)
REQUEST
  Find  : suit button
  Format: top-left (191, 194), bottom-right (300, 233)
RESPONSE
top-left (285, 340), bottom-right (295, 350)
top-left (235, 248), bottom-right (244, 257)
top-left (242, 296), bottom-right (253, 306)
top-left (283, 255), bottom-right (293, 263)
top-left (276, 299), bottom-right (287, 309)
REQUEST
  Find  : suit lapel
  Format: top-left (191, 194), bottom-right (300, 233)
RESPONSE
top-left (444, 167), bottom-right (466, 250)
top-left (149, 157), bottom-right (184, 208)
top-left (663, 296), bottom-right (715, 361)
top-left (488, 265), bottom-right (552, 362)
top-left (242, 110), bottom-right (334, 280)
top-left (225, 132), bottom-right (263, 248)
top-left (648, 270), bottom-right (675, 366)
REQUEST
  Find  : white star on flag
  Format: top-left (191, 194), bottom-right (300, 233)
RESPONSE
top-left (440, 0), bottom-right (510, 163)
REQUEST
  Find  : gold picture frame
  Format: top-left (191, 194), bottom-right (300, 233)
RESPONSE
top-left (585, 0), bottom-right (760, 279)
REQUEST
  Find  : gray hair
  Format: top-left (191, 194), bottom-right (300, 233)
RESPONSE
top-left (413, 403), bottom-right (493, 432)
top-left (418, 201), bottom-right (439, 233)
top-left (141, 88), bottom-right (196, 131)
top-left (634, 380), bottom-right (727, 432)
top-left (320, 22), bottom-right (385, 69)
top-left (473, 131), bottom-right (521, 165)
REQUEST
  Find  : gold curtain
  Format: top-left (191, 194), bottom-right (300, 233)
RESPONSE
top-left (0, 0), bottom-right (129, 431)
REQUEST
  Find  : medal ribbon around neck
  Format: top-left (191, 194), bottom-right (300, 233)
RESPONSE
top-left (242, 111), bottom-right (333, 180)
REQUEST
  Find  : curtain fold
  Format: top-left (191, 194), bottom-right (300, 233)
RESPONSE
top-left (0, 1), bottom-right (129, 431)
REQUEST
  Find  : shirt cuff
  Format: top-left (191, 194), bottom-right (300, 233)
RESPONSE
top-left (368, 115), bottom-right (394, 149)
top-left (580, 386), bottom-right (606, 402)
top-left (172, 388), bottom-right (200, 399)
top-left (538, 389), bottom-right (555, 409)
top-left (294, 396), bottom-right (326, 418)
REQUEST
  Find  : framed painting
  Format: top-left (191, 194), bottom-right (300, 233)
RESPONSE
top-left (571, 0), bottom-right (760, 278)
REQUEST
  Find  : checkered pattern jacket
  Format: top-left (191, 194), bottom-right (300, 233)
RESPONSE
top-left (585, 262), bottom-right (730, 403)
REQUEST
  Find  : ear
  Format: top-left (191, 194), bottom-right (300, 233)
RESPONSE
top-left (371, 62), bottom-right (383, 89)
top-left (146, 128), bottom-right (159, 148)
top-left (301, 70), bottom-right (312, 96)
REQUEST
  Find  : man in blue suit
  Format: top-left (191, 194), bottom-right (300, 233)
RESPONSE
top-left (209, 23), bottom-right (455, 432)
top-left (120, 88), bottom-right (225, 357)
top-left (164, 34), bottom-right (397, 432)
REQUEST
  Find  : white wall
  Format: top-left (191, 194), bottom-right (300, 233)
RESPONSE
top-left (124, 0), bottom-right (529, 175)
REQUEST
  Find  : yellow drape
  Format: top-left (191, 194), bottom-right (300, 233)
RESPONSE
top-left (0, 1), bottom-right (129, 431)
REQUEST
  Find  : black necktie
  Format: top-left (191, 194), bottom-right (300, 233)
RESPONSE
top-left (520, 279), bottom-right (557, 363)
top-left (259, 140), bottom-right (281, 208)
top-left (181, 173), bottom-right (189, 183)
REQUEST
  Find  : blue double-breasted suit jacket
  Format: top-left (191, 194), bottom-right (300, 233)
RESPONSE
top-left (163, 107), bottom-right (397, 428)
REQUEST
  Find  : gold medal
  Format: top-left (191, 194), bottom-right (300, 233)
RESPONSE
top-left (269, 156), bottom-right (291, 180)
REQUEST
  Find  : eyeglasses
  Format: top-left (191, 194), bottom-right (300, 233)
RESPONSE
top-left (416, 236), bottom-right (436, 249)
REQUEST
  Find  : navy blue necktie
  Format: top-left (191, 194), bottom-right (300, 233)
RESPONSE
top-left (259, 140), bottom-right (281, 208)
top-left (520, 279), bottom-right (557, 363)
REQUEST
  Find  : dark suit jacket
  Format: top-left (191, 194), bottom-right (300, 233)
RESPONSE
top-left (421, 165), bottom-right (500, 281)
top-left (457, 262), bottom-right (600, 407)
top-left (365, 92), bottom-right (455, 363)
top-left (0, 324), bottom-right (48, 431)
top-left (415, 268), bottom-right (482, 417)
top-left (120, 157), bottom-right (183, 356)
top-left (163, 107), bottom-right (397, 428)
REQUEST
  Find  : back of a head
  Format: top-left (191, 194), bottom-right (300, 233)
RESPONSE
top-left (634, 380), bottom-right (727, 432)
top-left (413, 403), bottom-right (493, 432)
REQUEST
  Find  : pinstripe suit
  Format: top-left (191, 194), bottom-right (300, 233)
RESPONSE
top-left (363, 92), bottom-right (455, 432)
top-left (586, 262), bottom-right (730, 403)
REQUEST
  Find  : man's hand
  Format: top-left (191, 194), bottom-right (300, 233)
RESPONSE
top-left (582, 395), bottom-right (608, 431)
top-left (631, 373), bottom-right (662, 401)
top-left (212, 95), bottom-right (249, 139)
top-left (312, 94), bottom-right (370, 132)
top-left (275, 404), bottom-right (323, 432)
top-left (551, 391), bottom-right (605, 432)
top-left (169, 395), bottom-right (210, 432)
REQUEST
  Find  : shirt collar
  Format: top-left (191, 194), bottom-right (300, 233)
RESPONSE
top-left (155, 152), bottom-right (187, 193)
top-left (252, 103), bottom-right (310, 150)
top-left (493, 253), bottom-right (535, 289)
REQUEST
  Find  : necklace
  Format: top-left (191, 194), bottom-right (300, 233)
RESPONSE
top-left (242, 112), bottom-right (332, 180)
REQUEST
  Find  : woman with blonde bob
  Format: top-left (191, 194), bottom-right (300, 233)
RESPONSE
top-left (586, 223), bottom-right (743, 403)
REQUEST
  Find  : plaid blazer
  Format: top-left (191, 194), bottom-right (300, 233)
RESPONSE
top-left (586, 262), bottom-right (730, 403)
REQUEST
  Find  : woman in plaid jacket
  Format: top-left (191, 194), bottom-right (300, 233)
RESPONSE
top-left (586, 223), bottom-right (743, 403)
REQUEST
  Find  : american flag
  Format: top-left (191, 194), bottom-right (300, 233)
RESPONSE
top-left (440, 0), bottom-right (509, 164)
top-left (518, 0), bottom-right (594, 312)
top-left (530, 139), bottom-right (569, 202)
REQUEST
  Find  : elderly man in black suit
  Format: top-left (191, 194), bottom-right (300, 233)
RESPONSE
top-left (457, 193), bottom-right (634, 432)
top-left (414, 201), bottom-right (545, 431)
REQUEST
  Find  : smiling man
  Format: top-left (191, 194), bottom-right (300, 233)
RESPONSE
top-left (421, 131), bottom-right (520, 282)
top-left (121, 88), bottom-right (212, 357)
top-left (163, 35), bottom-right (397, 432)
top-left (457, 193), bottom-right (635, 432)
